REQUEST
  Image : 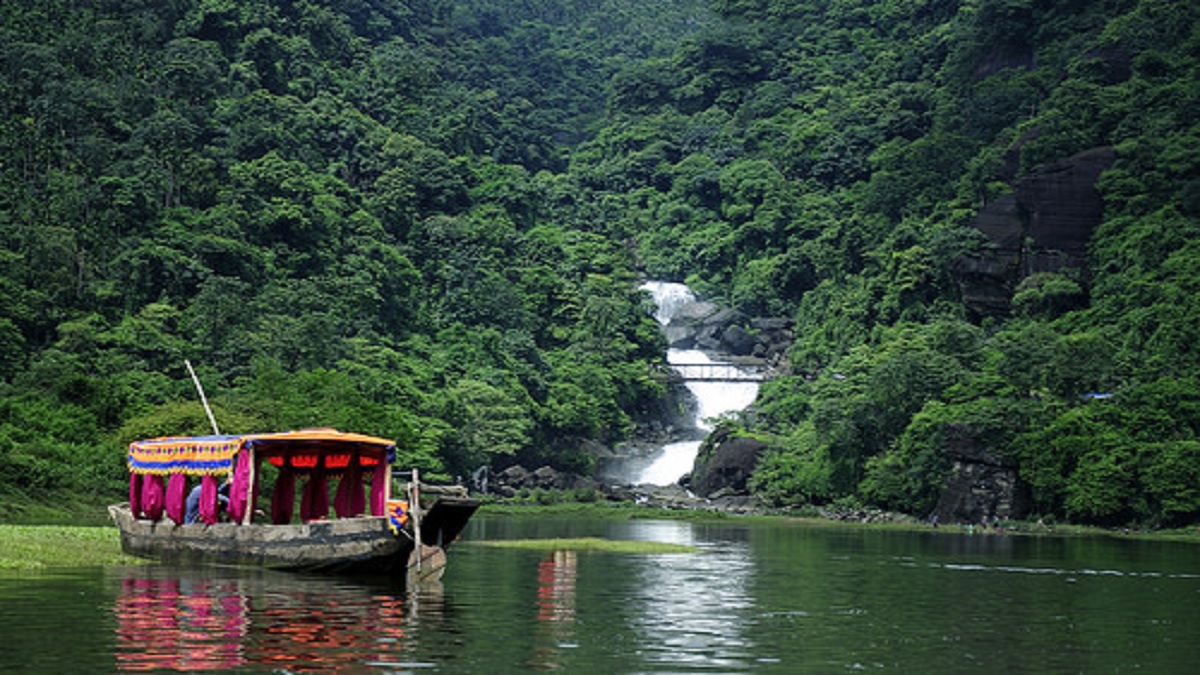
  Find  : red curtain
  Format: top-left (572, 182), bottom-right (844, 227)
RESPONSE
top-left (333, 459), bottom-right (365, 518)
top-left (271, 467), bottom-right (295, 525)
top-left (129, 474), bottom-right (144, 518)
top-left (370, 462), bottom-right (388, 516)
top-left (165, 474), bottom-right (188, 524)
top-left (251, 456), bottom-right (262, 522)
top-left (227, 451), bottom-right (250, 524)
top-left (141, 475), bottom-right (165, 521)
top-left (199, 474), bottom-right (220, 525)
top-left (300, 469), bottom-right (329, 522)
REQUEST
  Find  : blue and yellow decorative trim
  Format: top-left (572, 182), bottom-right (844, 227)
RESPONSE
top-left (127, 435), bottom-right (242, 476)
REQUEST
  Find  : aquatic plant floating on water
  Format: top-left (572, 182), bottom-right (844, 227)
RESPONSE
top-left (474, 537), bottom-right (699, 554)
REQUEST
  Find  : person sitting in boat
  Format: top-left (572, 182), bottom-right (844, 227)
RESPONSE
top-left (185, 480), bottom-right (231, 524)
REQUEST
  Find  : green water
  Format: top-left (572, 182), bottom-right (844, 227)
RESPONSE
top-left (1, 516), bottom-right (1197, 672)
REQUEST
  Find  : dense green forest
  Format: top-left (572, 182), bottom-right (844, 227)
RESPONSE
top-left (2, 0), bottom-right (1197, 527)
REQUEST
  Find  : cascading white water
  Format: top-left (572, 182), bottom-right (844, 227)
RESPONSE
top-left (633, 282), bottom-right (761, 486)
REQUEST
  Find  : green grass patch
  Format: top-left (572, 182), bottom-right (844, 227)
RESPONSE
top-left (0, 525), bottom-right (143, 570)
top-left (475, 537), bottom-right (700, 554)
top-left (0, 488), bottom-right (123, 526)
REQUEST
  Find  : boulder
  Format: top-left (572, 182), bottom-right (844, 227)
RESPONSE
top-left (720, 324), bottom-right (758, 356)
top-left (690, 427), bottom-right (768, 498)
top-left (493, 464), bottom-right (597, 493)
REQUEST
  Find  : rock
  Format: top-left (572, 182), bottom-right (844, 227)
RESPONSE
top-left (673, 300), bottom-right (720, 323)
top-left (690, 428), bottom-right (768, 499)
top-left (650, 285), bottom-right (793, 366)
top-left (498, 465), bottom-right (529, 485)
top-left (954, 146), bottom-right (1116, 319)
top-left (751, 318), bottom-right (791, 331)
top-left (720, 324), bottom-right (758, 355)
top-left (531, 466), bottom-right (562, 489)
top-left (932, 424), bottom-right (1030, 524)
top-left (492, 464), bottom-right (598, 493)
top-left (664, 325), bottom-right (695, 348)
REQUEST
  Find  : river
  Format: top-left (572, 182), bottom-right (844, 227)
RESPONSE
top-left (2, 516), bottom-right (1197, 672)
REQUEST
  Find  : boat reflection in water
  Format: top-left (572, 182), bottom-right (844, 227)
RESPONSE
top-left (111, 567), bottom-right (439, 671)
top-left (530, 550), bottom-right (578, 669)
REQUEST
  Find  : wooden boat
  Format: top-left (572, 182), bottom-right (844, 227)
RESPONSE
top-left (110, 428), bottom-right (479, 583)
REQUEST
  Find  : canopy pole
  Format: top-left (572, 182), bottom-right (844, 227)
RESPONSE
top-left (185, 359), bottom-right (221, 435)
top-left (410, 468), bottom-right (422, 573)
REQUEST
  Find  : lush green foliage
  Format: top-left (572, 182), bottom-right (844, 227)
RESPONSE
top-left (700, 0), bottom-right (1198, 527)
top-left (1, 0), bottom-right (698, 501)
top-left (1, 1), bottom-right (1197, 527)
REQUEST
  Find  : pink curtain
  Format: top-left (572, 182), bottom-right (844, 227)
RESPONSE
top-left (300, 469), bottom-right (329, 522)
top-left (227, 451), bottom-right (251, 524)
top-left (251, 456), bottom-right (262, 522)
top-left (370, 462), bottom-right (388, 516)
top-left (165, 474), bottom-right (188, 524)
top-left (199, 474), bottom-right (219, 525)
top-left (141, 475), bottom-right (165, 521)
top-left (334, 459), bottom-right (365, 518)
top-left (271, 467), bottom-right (295, 525)
top-left (129, 474), bottom-right (144, 518)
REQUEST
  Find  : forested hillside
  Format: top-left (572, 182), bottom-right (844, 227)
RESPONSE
top-left (0, 0), bottom-right (718, 501)
top-left (2, 0), bottom-right (1198, 527)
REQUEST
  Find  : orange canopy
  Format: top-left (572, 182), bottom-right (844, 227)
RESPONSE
top-left (128, 429), bottom-right (396, 476)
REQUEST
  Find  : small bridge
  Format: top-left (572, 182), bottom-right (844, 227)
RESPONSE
top-left (652, 362), bottom-right (770, 382)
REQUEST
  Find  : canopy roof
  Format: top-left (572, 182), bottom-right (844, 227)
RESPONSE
top-left (127, 428), bottom-right (396, 476)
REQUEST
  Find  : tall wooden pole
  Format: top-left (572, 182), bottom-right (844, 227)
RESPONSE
top-left (185, 359), bottom-right (221, 435)
top-left (410, 467), bottom-right (422, 573)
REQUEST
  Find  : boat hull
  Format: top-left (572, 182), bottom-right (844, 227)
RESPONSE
top-left (109, 504), bottom-right (413, 575)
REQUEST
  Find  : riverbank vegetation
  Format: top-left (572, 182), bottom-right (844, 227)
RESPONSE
top-left (2, 1), bottom-right (1197, 529)
top-left (0, 525), bottom-right (141, 570)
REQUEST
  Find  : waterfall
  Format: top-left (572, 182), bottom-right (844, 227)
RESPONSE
top-left (630, 282), bottom-right (761, 486)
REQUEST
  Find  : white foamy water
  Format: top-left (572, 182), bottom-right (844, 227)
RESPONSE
top-left (643, 280), bottom-right (697, 325)
top-left (668, 349), bottom-right (760, 430)
top-left (630, 282), bottom-right (761, 485)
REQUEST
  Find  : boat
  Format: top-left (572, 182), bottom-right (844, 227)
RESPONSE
top-left (109, 428), bottom-right (479, 583)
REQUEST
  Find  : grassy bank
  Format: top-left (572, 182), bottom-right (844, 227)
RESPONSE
top-left (0, 489), bottom-right (124, 527)
top-left (0, 525), bottom-right (141, 570)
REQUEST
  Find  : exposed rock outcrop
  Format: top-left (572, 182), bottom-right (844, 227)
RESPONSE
top-left (932, 423), bottom-right (1030, 525)
top-left (689, 426), bottom-right (768, 498)
top-left (486, 464), bottom-right (599, 497)
top-left (954, 146), bottom-right (1116, 319)
top-left (662, 299), bottom-right (793, 368)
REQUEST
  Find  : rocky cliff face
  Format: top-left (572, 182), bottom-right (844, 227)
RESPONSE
top-left (931, 423), bottom-right (1030, 525)
top-left (954, 146), bottom-right (1116, 319)
top-left (942, 146), bottom-right (1116, 522)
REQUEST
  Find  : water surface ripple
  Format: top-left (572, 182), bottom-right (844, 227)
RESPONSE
top-left (1, 517), bottom-right (1197, 672)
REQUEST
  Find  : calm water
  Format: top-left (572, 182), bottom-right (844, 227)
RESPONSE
top-left (2, 516), bottom-right (1198, 672)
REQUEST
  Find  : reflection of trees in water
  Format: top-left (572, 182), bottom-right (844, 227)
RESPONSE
top-left (111, 568), bottom-right (443, 671)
